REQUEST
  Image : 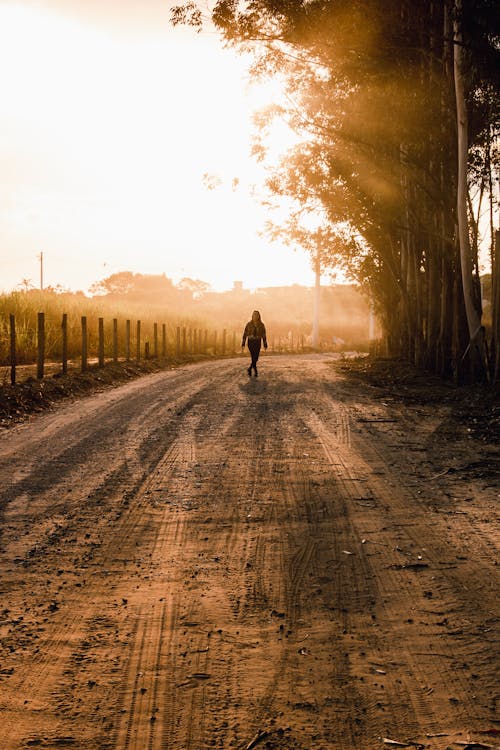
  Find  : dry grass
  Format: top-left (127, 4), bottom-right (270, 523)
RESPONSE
top-left (0, 290), bottom-right (238, 366)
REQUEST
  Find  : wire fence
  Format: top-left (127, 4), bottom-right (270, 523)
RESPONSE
top-left (2, 312), bottom-right (308, 386)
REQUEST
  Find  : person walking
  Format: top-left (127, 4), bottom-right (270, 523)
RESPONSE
top-left (242, 310), bottom-right (268, 377)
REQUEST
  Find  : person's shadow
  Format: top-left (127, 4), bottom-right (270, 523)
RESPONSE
top-left (239, 376), bottom-right (266, 395)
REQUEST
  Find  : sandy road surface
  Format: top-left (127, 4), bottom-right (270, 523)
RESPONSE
top-left (0, 354), bottom-right (498, 750)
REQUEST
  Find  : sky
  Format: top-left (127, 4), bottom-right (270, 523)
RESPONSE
top-left (0, 0), bottom-right (317, 294)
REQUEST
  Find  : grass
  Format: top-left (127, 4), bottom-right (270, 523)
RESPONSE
top-left (0, 290), bottom-right (238, 367)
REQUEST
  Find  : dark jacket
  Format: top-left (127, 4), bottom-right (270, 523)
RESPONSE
top-left (242, 320), bottom-right (267, 348)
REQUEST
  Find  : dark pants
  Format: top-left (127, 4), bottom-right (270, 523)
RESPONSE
top-left (247, 339), bottom-right (261, 370)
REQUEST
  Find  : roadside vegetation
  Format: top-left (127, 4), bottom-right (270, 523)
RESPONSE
top-left (0, 274), bottom-right (370, 366)
top-left (0, 286), bottom-right (205, 366)
top-left (173, 0), bottom-right (499, 382)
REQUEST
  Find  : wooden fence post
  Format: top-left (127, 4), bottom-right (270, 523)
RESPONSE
top-left (145, 341), bottom-right (150, 359)
top-left (204, 329), bottom-right (208, 353)
top-left (81, 316), bottom-right (88, 372)
top-left (222, 329), bottom-right (226, 355)
top-left (176, 326), bottom-right (181, 358)
top-left (213, 330), bottom-right (217, 355)
top-left (37, 312), bottom-right (45, 379)
top-left (98, 317), bottom-right (105, 367)
top-left (126, 320), bottom-right (131, 361)
top-left (9, 314), bottom-right (16, 385)
top-left (136, 320), bottom-right (141, 361)
top-left (153, 323), bottom-right (158, 359)
top-left (162, 324), bottom-right (167, 359)
top-left (62, 313), bottom-right (68, 374)
top-left (113, 318), bottom-right (118, 362)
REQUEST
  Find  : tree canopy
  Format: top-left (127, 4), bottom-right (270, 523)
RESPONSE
top-left (173, 0), bottom-right (500, 381)
top-left (90, 272), bottom-right (176, 301)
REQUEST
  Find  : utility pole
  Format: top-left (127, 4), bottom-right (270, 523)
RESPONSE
top-left (38, 251), bottom-right (44, 291)
top-left (312, 247), bottom-right (321, 348)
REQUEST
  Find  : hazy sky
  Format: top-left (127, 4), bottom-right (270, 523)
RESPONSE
top-left (0, 0), bottom-right (315, 293)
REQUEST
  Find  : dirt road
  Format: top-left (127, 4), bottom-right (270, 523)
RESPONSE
top-left (0, 354), bottom-right (498, 750)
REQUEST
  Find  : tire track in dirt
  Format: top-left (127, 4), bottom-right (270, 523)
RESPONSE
top-left (111, 367), bottom-right (309, 749)
top-left (306, 409), bottom-right (432, 742)
top-left (339, 390), bottom-right (500, 725)
top-left (111, 422), bottom-right (201, 750)
top-left (119, 389), bottom-right (267, 750)
top-left (0, 354), bottom-right (497, 750)
top-left (0, 364), bottom-right (233, 749)
top-left (37, 407), bottom-right (205, 749)
top-left (305, 380), bottom-right (499, 748)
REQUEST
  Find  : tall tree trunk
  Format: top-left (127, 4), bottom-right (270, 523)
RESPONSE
top-left (399, 143), bottom-right (414, 362)
top-left (438, 248), bottom-right (454, 378)
top-left (437, 0), bottom-right (455, 379)
top-left (493, 230), bottom-right (500, 381)
top-left (487, 122), bottom-right (499, 381)
top-left (412, 232), bottom-right (424, 367)
top-left (425, 0), bottom-right (440, 373)
top-left (426, 234), bottom-right (441, 372)
top-left (453, 0), bottom-right (484, 364)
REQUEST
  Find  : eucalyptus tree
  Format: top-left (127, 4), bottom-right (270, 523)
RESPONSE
top-left (172, 0), bottom-right (499, 380)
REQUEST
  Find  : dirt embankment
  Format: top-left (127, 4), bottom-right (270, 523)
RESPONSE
top-left (0, 353), bottom-right (498, 750)
top-left (0, 356), bottom-right (208, 428)
top-left (338, 357), bottom-right (499, 444)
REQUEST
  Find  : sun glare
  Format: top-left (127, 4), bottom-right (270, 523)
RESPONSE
top-left (0, 3), bottom-right (311, 292)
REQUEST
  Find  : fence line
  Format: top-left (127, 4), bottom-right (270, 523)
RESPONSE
top-left (62, 313), bottom-right (68, 374)
top-left (3, 312), bottom-right (307, 386)
top-left (37, 312), bottom-right (45, 379)
top-left (113, 318), bottom-right (118, 363)
top-left (98, 318), bottom-right (105, 368)
top-left (10, 314), bottom-right (16, 385)
top-left (136, 320), bottom-right (141, 362)
top-left (125, 319), bottom-right (131, 361)
top-left (81, 316), bottom-right (88, 372)
top-left (153, 323), bottom-right (158, 359)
